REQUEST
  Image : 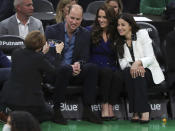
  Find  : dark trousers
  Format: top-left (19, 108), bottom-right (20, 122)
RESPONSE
top-left (124, 68), bottom-right (153, 113)
top-left (52, 63), bottom-right (98, 108)
top-left (98, 67), bottom-right (124, 105)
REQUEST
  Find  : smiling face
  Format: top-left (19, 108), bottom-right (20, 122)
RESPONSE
top-left (108, 0), bottom-right (119, 15)
top-left (66, 5), bottom-right (82, 33)
top-left (97, 9), bottom-right (109, 29)
top-left (117, 18), bottom-right (132, 37)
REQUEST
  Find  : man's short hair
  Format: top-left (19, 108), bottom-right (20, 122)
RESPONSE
top-left (68, 4), bottom-right (83, 16)
top-left (14, 0), bottom-right (24, 7)
top-left (24, 31), bottom-right (46, 51)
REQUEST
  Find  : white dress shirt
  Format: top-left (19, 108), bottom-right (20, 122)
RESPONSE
top-left (16, 14), bottom-right (30, 39)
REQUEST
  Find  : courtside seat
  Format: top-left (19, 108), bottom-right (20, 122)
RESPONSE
top-left (137, 22), bottom-right (168, 91)
top-left (0, 35), bottom-right (25, 57)
top-left (32, 0), bottom-right (56, 29)
top-left (83, 1), bottom-right (104, 21)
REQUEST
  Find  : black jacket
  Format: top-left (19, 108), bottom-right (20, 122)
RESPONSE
top-left (1, 48), bottom-right (61, 107)
top-left (45, 22), bottom-right (91, 66)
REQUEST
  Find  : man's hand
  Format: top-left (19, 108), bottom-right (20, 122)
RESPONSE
top-left (55, 42), bottom-right (64, 54)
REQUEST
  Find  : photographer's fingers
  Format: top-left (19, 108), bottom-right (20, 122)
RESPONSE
top-left (42, 42), bottom-right (50, 54)
top-left (55, 43), bottom-right (64, 54)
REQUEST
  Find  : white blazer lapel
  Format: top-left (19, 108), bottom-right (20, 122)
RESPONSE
top-left (123, 44), bottom-right (133, 62)
top-left (132, 40), bottom-right (144, 61)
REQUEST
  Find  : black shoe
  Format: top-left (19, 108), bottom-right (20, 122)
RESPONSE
top-left (131, 113), bottom-right (140, 123)
top-left (140, 112), bottom-right (150, 124)
top-left (140, 119), bottom-right (150, 124)
top-left (109, 116), bottom-right (118, 121)
top-left (101, 116), bottom-right (110, 121)
top-left (52, 109), bottom-right (67, 125)
top-left (82, 106), bottom-right (103, 124)
top-left (131, 118), bottom-right (139, 122)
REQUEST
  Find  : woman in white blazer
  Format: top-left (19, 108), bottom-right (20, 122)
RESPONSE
top-left (115, 13), bottom-right (165, 123)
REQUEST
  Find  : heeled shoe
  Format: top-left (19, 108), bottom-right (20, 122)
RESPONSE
top-left (131, 119), bottom-right (139, 122)
top-left (52, 109), bottom-right (68, 125)
top-left (131, 113), bottom-right (140, 122)
top-left (140, 119), bottom-right (150, 124)
top-left (82, 105), bottom-right (103, 124)
top-left (140, 112), bottom-right (150, 124)
top-left (101, 116), bottom-right (110, 121)
top-left (109, 116), bottom-right (118, 121)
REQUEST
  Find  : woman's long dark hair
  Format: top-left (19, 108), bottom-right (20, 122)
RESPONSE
top-left (115, 13), bottom-right (140, 58)
top-left (91, 4), bottom-right (116, 45)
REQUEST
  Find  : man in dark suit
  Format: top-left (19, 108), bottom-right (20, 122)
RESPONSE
top-left (45, 4), bottom-right (102, 124)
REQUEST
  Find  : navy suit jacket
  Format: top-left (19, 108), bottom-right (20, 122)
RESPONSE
top-left (45, 23), bottom-right (91, 65)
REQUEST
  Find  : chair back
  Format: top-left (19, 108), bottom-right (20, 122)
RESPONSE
top-left (83, 1), bottom-right (104, 21)
top-left (0, 35), bottom-right (25, 55)
top-left (137, 22), bottom-right (165, 69)
top-left (86, 1), bottom-right (104, 15)
top-left (33, 0), bottom-right (55, 13)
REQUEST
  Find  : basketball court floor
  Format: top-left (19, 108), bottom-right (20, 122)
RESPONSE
top-left (1, 120), bottom-right (175, 131)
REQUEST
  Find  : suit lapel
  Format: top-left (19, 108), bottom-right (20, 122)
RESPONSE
top-left (10, 15), bottom-right (19, 35)
top-left (124, 44), bottom-right (133, 62)
top-left (28, 17), bottom-right (34, 32)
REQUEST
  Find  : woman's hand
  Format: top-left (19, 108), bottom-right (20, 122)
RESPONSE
top-left (130, 60), bottom-right (144, 78)
top-left (137, 66), bottom-right (146, 77)
top-left (42, 42), bottom-right (50, 54)
top-left (55, 42), bottom-right (64, 54)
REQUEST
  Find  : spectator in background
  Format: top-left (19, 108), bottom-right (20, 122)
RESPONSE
top-left (0, 0), bottom-right (15, 22)
top-left (55, 0), bottom-right (77, 23)
top-left (0, 0), bottom-right (44, 38)
top-left (49, 0), bottom-right (78, 11)
top-left (71, 0), bottom-right (78, 4)
top-left (89, 4), bottom-right (123, 120)
top-left (105, 0), bottom-right (123, 15)
top-left (45, 4), bottom-right (102, 124)
top-left (140, 0), bottom-right (171, 15)
top-left (115, 13), bottom-right (165, 123)
top-left (0, 31), bottom-right (64, 123)
top-left (122, 0), bottom-right (140, 14)
top-left (2, 111), bottom-right (41, 131)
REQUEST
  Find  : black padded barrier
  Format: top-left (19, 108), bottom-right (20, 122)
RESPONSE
top-left (0, 35), bottom-right (25, 55)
